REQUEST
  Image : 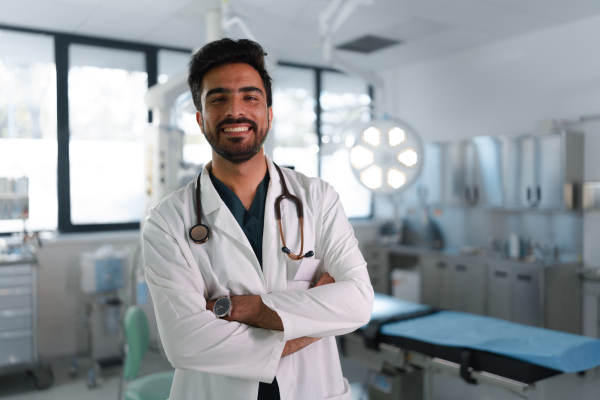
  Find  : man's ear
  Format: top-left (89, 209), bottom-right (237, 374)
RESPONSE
top-left (268, 107), bottom-right (273, 130)
top-left (196, 110), bottom-right (204, 134)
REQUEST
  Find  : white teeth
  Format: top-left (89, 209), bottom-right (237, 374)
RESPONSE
top-left (223, 127), bottom-right (250, 132)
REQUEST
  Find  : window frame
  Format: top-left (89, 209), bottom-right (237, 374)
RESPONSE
top-left (0, 23), bottom-right (372, 234)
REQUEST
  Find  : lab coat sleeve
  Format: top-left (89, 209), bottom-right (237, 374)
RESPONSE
top-left (142, 206), bottom-right (285, 382)
top-left (260, 182), bottom-right (374, 341)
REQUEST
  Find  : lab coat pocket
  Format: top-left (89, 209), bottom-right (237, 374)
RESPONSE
top-left (286, 258), bottom-right (321, 290)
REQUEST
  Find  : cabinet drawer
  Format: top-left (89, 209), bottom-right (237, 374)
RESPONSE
top-left (0, 308), bottom-right (32, 331)
top-left (0, 286), bottom-right (31, 309)
top-left (0, 329), bottom-right (33, 367)
top-left (0, 265), bottom-right (31, 277)
top-left (0, 274), bottom-right (31, 289)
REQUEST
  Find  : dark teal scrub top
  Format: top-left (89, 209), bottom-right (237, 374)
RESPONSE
top-left (209, 169), bottom-right (280, 400)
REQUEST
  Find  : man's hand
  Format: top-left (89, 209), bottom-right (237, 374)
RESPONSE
top-left (313, 271), bottom-right (335, 288)
top-left (281, 272), bottom-right (335, 357)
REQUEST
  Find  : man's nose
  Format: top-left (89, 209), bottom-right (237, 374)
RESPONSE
top-left (225, 96), bottom-right (245, 117)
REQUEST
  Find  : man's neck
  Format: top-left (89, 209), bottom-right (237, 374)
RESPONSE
top-left (210, 149), bottom-right (268, 210)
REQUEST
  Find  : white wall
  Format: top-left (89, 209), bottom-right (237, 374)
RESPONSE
top-left (381, 14), bottom-right (600, 267)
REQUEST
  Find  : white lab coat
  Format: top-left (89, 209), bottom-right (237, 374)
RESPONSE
top-left (143, 155), bottom-right (374, 400)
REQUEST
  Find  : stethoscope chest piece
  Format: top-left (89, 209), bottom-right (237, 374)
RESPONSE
top-left (191, 173), bottom-right (210, 244)
top-left (189, 224), bottom-right (210, 244)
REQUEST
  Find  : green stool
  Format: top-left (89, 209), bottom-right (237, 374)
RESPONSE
top-left (120, 306), bottom-right (174, 400)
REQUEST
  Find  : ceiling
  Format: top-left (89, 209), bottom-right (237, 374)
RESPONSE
top-left (2, 0), bottom-right (600, 71)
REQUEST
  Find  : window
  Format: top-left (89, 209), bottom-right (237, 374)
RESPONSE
top-left (0, 29), bottom-right (57, 233)
top-left (0, 24), bottom-right (373, 234)
top-left (320, 71), bottom-right (372, 218)
top-left (68, 44), bottom-right (147, 225)
top-left (271, 66), bottom-right (319, 177)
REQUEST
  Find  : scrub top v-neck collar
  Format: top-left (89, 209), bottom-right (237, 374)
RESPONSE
top-left (209, 169), bottom-right (270, 269)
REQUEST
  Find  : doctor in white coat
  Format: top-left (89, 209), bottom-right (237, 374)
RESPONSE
top-left (143, 38), bottom-right (374, 400)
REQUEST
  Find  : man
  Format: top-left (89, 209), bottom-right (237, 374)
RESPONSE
top-left (143, 38), bottom-right (374, 400)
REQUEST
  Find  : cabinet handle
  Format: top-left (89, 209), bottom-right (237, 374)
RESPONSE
top-left (537, 186), bottom-right (541, 203)
top-left (456, 265), bottom-right (467, 272)
top-left (465, 186), bottom-right (471, 202)
top-left (527, 187), bottom-right (531, 202)
top-left (517, 274), bottom-right (532, 282)
top-left (437, 262), bottom-right (447, 269)
top-left (473, 185), bottom-right (479, 204)
top-left (494, 271), bottom-right (508, 278)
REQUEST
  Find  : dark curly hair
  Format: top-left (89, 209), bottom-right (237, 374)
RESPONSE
top-left (188, 38), bottom-right (273, 111)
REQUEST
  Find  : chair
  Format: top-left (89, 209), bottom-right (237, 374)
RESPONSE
top-left (118, 306), bottom-right (175, 400)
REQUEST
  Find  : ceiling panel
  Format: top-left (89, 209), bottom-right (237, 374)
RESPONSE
top-left (464, 7), bottom-right (557, 37)
top-left (2, 0), bottom-right (600, 71)
top-left (141, 17), bottom-right (205, 49)
top-left (100, 0), bottom-right (190, 18)
top-left (0, 0), bottom-right (95, 32)
top-left (477, 0), bottom-right (600, 22)
top-left (76, 9), bottom-right (163, 42)
top-left (380, 17), bottom-right (450, 42)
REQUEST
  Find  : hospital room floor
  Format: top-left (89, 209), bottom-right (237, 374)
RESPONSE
top-left (0, 350), bottom-right (370, 400)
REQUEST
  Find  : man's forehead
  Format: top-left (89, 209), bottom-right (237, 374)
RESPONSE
top-left (202, 63), bottom-right (264, 92)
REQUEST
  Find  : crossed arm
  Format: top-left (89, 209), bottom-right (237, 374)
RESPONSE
top-left (206, 273), bottom-right (336, 357)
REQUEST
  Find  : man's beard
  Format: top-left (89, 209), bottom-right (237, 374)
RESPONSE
top-left (203, 117), bottom-right (269, 165)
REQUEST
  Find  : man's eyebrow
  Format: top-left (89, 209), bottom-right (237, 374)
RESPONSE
top-left (238, 86), bottom-right (264, 95)
top-left (204, 86), bottom-right (264, 101)
top-left (204, 87), bottom-right (230, 99)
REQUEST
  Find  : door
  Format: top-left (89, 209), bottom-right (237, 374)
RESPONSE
top-left (451, 257), bottom-right (486, 315)
top-left (421, 142), bottom-right (442, 204)
top-left (536, 134), bottom-right (563, 209)
top-left (434, 258), bottom-right (454, 309)
top-left (472, 136), bottom-right (504, 207)
top-left (442, 141), bottom-right (468, 206)
top-left (487, 262), bottom-right (512, 321)
top-left (506, 136), bottom-right (536, 208)
top-left (419, 254), bottom-right (439, 306)
top-left (512, 264), bottom-right (543, 327)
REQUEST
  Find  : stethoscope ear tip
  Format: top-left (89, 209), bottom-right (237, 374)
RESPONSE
top-left (282, 247), bottom-right (291, 254)
top-left (304, 250), bottom-right (314, 258)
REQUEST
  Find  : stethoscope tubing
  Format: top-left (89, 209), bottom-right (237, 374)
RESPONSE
top-left (188, 163), bottom-right (314, 260)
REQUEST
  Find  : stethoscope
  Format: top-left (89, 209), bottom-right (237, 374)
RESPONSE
top-left (189, 164), bottom-right (314, 261)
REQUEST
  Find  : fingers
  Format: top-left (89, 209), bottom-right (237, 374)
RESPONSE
top-left (314, 273), bottom-right (335, 287)
top-left (315, 272), bottom-right (330, 287)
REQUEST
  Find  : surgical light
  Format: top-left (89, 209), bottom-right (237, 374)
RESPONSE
top-left (387, 127), bottom-right (406, 147)
top-left (360, 165), bottom-right (382, 189)
top-left (397, 147), bottom-right (418, 168)
top-left (348, 117), bottom-right (423, 195)
top-left (362, 127), bottom-right (382, 147)
top-left (350, 145), bottom-right (374, 169)
top-left (386, 167), bottom-right (406, 189)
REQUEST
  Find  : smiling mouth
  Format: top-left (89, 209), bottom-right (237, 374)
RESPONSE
top-left (222, 126), bottom-right (251, 133)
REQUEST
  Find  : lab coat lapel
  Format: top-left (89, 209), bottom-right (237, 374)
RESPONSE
top-left (201, 163), bottom-right (265, 285)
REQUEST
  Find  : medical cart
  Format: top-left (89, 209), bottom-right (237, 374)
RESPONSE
top-left (0, 254), bottom-right (54, 389)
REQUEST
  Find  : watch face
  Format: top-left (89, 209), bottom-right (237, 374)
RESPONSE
top-left (214, 297), bottom-right (231, 317)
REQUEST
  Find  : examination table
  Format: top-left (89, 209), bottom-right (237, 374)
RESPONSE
top-left (339, 293), bottom-right (600, 400)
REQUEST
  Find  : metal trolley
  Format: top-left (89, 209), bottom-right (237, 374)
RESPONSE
top-left (0, 255), bottom-right (54, 389)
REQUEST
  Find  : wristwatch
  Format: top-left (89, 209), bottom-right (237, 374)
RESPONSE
top-left (213, 295), bottom-right (232, 318)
